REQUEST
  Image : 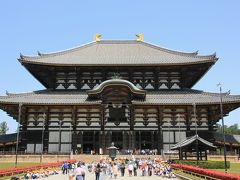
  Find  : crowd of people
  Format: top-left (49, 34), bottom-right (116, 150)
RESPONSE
top-left (64, 157), bottom-right (176, 179)
top-left (10, 157), bottom-right (176, 180)
top-left (24, 168), bottom-right (60, 179)
top-left (10, 167), bottom-right (60, 180)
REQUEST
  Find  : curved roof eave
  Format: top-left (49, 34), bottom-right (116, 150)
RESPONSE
top-left (19, 58), bottom-right (217, 67)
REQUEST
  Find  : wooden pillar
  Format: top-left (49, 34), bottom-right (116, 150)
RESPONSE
top-left (58, 112), bottom-right (64, 153)
top-left (43, 107), bottom-right (49, 153)
top-left (99, 131), bottom-right (106, 154)
top-left (122, 131), bottom-right (127, 151)
top-left (197, 150), bottom-right (199, 161)
top-left (128, 131), bottom-right (131, 150)
top-left (106, 131), bottom-right (112, 148)
top-left (100, 105), bottom-right (106, 153)
top-left (20, 106), bottom-right (28, 152)
top-left (205, 150), bottom-right (208, 160)
top-left (128, 131), bottom-right (134, 151)
top-left (93, 131), bottom-right (96, 152)
top-left (151, 131), bottom-right (154, 150)
top-left (80, 131), bottom-right (83, 154)
top-left (186, 107), bottom-right (191, 136)
top-left (72, 106), bottom-right (77, 152)
top-left (139, 131), bottom-right (141, 151)
top-left (157, 107), bottom-right (163, 155)
top-left (129, 105), bottom-right (134, 131)
top-left (131, 131), bottom-right (135, 150)
top-left (128, 105), bottom-right (135, 151)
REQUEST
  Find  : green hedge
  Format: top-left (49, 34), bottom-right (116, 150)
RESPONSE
top-left (173, 160), bottom-right (230, 169)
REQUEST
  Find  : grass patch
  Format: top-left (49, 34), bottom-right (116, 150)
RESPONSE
top-left (173, 160), bottom-right (230, 169)
top-left (212, 163), bottom-right (240, 175)
top-left (0, 162), bottom-right (39, 170)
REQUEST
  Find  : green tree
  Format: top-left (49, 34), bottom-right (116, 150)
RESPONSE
top-left (0, 121), bottom-right (9, 135)
top-left (216, 123), bottom-right (240, 135)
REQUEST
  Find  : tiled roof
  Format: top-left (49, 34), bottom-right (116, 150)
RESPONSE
top-left (0, 90), bottom-right (100, 105)
top-left (0, 133), bottom-right (17, 143)
top-left (19, 40), bottom-right (217, 66)
top-left (133, 90), bottom-right (240, 105)
top-left (214, 133), bottom-right (240, 144)
top-left (0, 89), bottom-right (240, 105)
top-left (171, 134), bottom-right (216, 150)
top-left (233, 135), bottom-right (240, 143)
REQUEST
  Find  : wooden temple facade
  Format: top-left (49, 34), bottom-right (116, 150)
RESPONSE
top-left (1, 35), bottom-right (240, 154)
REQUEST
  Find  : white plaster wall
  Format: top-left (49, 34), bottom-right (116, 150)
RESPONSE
top-left (163, 131), bottom-right (174, 143)
top-left (27, 144), bottom-right (34, 153)
top-left (48, 144), bottom-right (59, 153)
top-left (49, 132), bottom-right (59, 142)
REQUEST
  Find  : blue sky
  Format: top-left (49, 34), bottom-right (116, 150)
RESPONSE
top-left (0, 1), bottom-right (240, 133)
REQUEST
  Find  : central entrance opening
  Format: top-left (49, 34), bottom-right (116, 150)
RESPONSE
top-left (140, 131), bottom-right (152, 150)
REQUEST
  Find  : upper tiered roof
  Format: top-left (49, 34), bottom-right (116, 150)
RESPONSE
top-left (19, 40), bottom-right (217, 66)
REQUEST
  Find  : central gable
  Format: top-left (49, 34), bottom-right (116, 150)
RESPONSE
top-left (87, 79), bottom-right (146, 103)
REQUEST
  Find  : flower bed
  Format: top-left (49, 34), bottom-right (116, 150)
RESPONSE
top-left (0, 159), bottom-right (76, 177)
top-left (172, 164), bottom-right (240, 180)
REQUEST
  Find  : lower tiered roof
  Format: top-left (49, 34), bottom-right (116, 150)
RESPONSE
top-left (0, 89), bottom-right (240, 105)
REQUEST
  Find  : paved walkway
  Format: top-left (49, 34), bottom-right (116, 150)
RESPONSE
top-left (46, 169), bottom-right (179, 180)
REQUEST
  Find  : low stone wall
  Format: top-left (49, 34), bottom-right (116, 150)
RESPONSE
top-left (0, 154), bottom-right (239, 163)
top-left (0, 154), bottom-right (162, 163)
top-left (208, 155), bottom-right (240, 163)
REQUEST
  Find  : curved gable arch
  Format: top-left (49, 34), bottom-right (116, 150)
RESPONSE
top-left (87, 79), bottom-right (146, 103)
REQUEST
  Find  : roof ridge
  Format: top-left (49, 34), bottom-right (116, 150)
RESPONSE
top-left (140, 41), bottom-right (216, 59)
top-left (19, 41), bottom-right (96, 60)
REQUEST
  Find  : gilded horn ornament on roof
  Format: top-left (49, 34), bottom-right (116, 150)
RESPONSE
top-left (94, 33), bottom-right (102, 42)
top-left (136, 33), bottom-right (144, 41)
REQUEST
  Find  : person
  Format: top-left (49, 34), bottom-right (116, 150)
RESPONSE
top-left (74, 163), bottom-right (84, 180)
top-left (119, 162), bottom-right (125, 177)
top-left (95, 163), bottom-right (101, 180)
top-left (113, 162), bottom-right (118, 179)
top-left (128, 163), bottom-right (133, 176)
top-left (68, 162), bottom-right (72, 174)
top-left (107, 163), bottom-right (113, 178)
top-left (148, 164), bottom-right (153, 176)
top-left (141, 163), bottom-right (146, 176)
top-left (102, 162), bottom-right (107, 175)
top-left (133, 161), bottom-right (137, 176)
top-left (62, 162), bottom-right (69, 174)
top-left (88, 163), bottom-right (93, 172)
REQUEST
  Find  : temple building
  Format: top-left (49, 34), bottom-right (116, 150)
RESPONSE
top-left (1, 34), bottom-right (240, 154)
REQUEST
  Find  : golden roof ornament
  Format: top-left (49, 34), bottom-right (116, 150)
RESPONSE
top-left (136, 33), bottom-right (144, 42)
top-left (94, 33), bottom-right (101, 42)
